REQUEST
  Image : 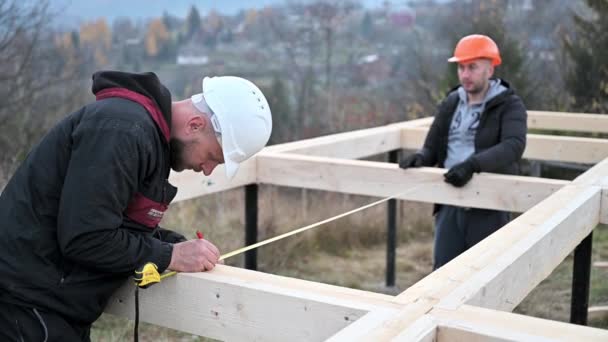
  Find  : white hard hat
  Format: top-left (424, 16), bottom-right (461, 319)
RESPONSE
top-left (191, 76), bottom-right (272, 179)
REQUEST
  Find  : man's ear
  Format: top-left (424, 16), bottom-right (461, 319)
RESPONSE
top-left (187, 115), bottom-right (207, 135)
top-left (487, 60), bottom-right (495, 77)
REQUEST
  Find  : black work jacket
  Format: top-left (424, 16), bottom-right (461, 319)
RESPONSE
top-left (0, 71), bottom-right (183, 324)
top-left (419, 79), bottom-right (527, 175)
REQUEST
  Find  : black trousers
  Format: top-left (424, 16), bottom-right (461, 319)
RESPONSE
top-left (0, 301), bottom-right (90, 342)
top-left (433, 205), bottom-right (511, 270)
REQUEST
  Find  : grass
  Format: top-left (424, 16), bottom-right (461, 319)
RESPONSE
top-left (91, 189), bottom-right (608, 340)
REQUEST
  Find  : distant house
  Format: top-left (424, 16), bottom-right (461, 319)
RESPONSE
top-left (355, 54), bottom-right (391, 86)
top-left (176, 44), bottom-right (208, 65)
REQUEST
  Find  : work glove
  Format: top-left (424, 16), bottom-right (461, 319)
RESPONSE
top-left (399, 153), bottom-right (424, 169)
top-left (154, 227), bottom-right (188, 243)
top-left (444, 158), bottom-right (480, 187)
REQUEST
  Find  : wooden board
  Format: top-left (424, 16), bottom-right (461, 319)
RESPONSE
top-left (105, 265), bottom-right (400, 342)
top-left (257, 153), bottom-right (568, 212)
top-left (433, 305), bottom-right (608, 342)
top-left (528, 111), bottom-right (608, 133)
top-left (437, 185), bottom-right (601, 311)
top-left (401, 126), bottom-right (608, 164)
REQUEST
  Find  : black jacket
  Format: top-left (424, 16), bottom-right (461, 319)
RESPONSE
top-left (0, 71), bottom-right (184, 324)
top-left (419, 79), bottom-right (527, 175)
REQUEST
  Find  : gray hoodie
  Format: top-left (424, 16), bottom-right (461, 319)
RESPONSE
top-left (444, 79), bottom-right (508, 169)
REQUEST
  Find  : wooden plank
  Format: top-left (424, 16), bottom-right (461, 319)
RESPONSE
top-left (262, 117), bottom-right (433, 158)
top-left (413, 111), bottom-right (608, 132)
top-left (169, 158), bottom-right (256, 202)
top-left (391, 315), bottom-right (438, 342)
top-left (325, 309), bottom-right (411, 342)
top-left (433, 305), bottom-right (608, 342)
top-left (594, 261), bottom-right (608, 269)
top-left (105, 265), bottom-right (400, 342)
top-left (401, 126), bottom-right (608, 164)
top-left (588, 306), bottom-right (608, 321)
top-left (437, 185), bottom-right (601, 311)
top-left (572, 157), bottom-right (608, 224)
top-left (333, 185), bottom-right (598, 340)
top-left (528, 110), bottom-right (608, 133)
top-left (257, 153), bottom-right (568, 212)
top-left (330, 298), bottom-right (438, 341)
top-left (526, 134), bottom-right (608, 164)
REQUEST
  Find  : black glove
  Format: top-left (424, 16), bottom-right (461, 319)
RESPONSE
top-left (444, 159), bottom-right (480, 187)
top-left (399, 153), bottom-right (424, 169)
top-left (154, 227), bottom-right (187, 243)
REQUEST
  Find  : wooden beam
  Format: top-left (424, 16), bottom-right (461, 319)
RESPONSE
top-left (573, 157), bottom-right (608, 223)
top-left (325, 309), bottom-right (418, 341)
top-left (410, 111), bottom-right (608, 133)
top-left (437, 185), bottom-right (601, 312)
top-left (528, 110), bottom-right (608, 133)
top-left (331, 184), bottom-right (598, 340)
top-left (257, 153), bottom-right (568, 212)
top-left (525, 134), bottom-right (608, 164)
top-left (391, 315), bottom-right (437, 342)
top-left (588, 306), bottom-right (608, 321)
top-left (593, 261), bottom-right (608, 269)
top-left (401, 126), bottom-right (608, 164)
top-left (327, 298), bottom-right (438, 341)
top-left (169, 158), bottom-right (256, 202)
top-left (432, 305), bottom-right (608, 342)
top-left (263, 117), bottom-right (433, 158)
top-left (105, 265), bottom-right (400, 342)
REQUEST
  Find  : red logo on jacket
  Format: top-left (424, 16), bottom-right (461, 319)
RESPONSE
top-left (125, 193), bottom-right (167, 228)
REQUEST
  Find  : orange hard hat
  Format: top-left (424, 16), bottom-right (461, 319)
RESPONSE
top-left (448, 34), bottom-right (502, 66)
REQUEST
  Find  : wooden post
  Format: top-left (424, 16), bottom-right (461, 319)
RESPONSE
top-left (386, 150), bottom-right (399, 287)
top-left (571, 231), bottom-right (593, 325)
top-left (245, 184), bottom-right (258, 270)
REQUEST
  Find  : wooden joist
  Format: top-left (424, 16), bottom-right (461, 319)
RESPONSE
top-left (528, 110), bottom-right (608, 133)
top-left (433, 305), bottom-right (608, 342)
top-left (326, 184), bottom-right (601, 340)
top-left (401, 126), bottom-right (608, 164)
top-left (105, 265), bottom-right (400, 342)
top-left (257, 153), bottom-right (568, 212)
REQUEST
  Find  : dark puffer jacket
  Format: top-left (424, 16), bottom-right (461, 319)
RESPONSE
top-left (419, 79), bottom-right (527, 175)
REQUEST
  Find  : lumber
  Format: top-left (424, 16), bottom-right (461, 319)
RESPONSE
top-left (401, 126), bottom-right (608, 164)
top-left (105, 265), bottom-right (400, 342)
top-left (257, 153), bottom-right (568, 212)
top-left (593, 261), bottom-right (608, 269)
top-left (437, 185), bottom-right (601, 311)
top-left (528, 110), bottom-right (608, 133)
top-left (433, 305), bottom-right (608, 342)
top-left (262, 117), bottom-right (433, 158)
top-left (412, 111), bottom-right (608, 133)
top-left (588, 306), bottom-right (608, 321)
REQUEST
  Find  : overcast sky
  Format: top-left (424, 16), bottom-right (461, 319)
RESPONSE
top-left (50, 0), bottom-right (418, 22)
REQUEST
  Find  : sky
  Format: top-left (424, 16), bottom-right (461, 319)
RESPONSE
top-left (50, 0), bottom-right (415, 22)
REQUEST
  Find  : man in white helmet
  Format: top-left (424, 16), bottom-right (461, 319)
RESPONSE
top-left (0, 71), bottom-right (272, 341)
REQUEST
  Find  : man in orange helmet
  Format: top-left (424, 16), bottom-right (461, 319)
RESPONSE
top-left (399, 34), bottom-right (527, 270)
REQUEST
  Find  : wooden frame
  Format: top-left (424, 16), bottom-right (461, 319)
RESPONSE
top-left (106, 111), bottom-right (608, 341)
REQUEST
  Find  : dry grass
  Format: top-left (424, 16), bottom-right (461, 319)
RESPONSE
top-left (92, 191), bottom-right (608, 340)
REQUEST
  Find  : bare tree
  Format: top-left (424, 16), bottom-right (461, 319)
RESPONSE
top-left (264, 1), bottom-right (358, 138)
top-left (0, 0), bottom-right (84, 186)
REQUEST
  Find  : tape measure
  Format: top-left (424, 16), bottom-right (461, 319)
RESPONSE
top-left (133, 262), bottom-right (161, 288)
